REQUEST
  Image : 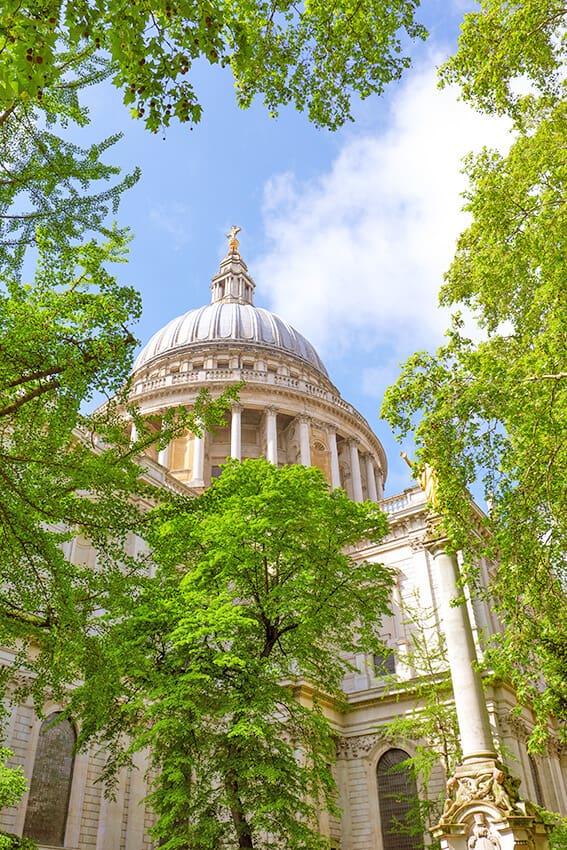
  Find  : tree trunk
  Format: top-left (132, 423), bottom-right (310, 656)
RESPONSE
top-left (225, 767), bottom-right (254, 849)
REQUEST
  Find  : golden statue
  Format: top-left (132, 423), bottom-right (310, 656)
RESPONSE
top-left (226, 225), bottom-right (242, 254)
top-left (401, 451), bottom-right (440, 508)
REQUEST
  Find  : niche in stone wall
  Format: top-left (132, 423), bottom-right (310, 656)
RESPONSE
top-left (23, 713), bottom-right (76, 846)
top-left (311, 434), bottom-right (331, 485)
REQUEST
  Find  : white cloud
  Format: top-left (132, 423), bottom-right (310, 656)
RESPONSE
top-left (254, 54), bottom-right (512, 391)
top-left (148, 202), bottom-right (192, 249)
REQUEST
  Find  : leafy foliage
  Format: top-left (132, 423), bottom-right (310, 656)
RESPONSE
top-left (0, 37), bottom-right (139, 274)
top-left (0, 225), bottom-right (236, 704)
top-left (440, 0), bottom-right (567, 117)
top-left (0, 748), bottom-right (27, 810)
top-left (0, 748), bottom-right (34, 850)
top-left (70, 458), bottom-right (393, 850)
top-left (2, 0), bottom-right (427, 131)
top-left (0, 834), bottom-right (37, 850)
top-left (382, 0), bottom-right (567, 744)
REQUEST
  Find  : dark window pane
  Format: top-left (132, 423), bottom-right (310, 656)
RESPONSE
top-left (23, 712), bottom-right (76, 846)
top-left (377, 748), bottom-right (423, 850)
top-left (373, 651), bottom-right (396, 676)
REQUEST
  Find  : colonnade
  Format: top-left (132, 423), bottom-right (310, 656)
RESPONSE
top-left (153, 405), bottom-right (384, 501)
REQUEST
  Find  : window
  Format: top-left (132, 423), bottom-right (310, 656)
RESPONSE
top-left (23, 713), bottom-right (76, 846)
top-left (373, 651), bottom-right (396, 676)
top-left (377, 748), bottom-right (423, 850)
top-left (528, 754), bottom-right (544, 806)
top-left (211, 465), bottom-right (222, 479)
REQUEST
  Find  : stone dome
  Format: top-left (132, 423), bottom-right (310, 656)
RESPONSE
top-left (133, 301), bottom-right (329, 377)
top-left (133, 238), bottom-right (328, 378)
top-left (129, 230), bottom-right (387, 498)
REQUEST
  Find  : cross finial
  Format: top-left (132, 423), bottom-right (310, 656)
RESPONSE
top-left (226, 225), bottom-right (242, 254)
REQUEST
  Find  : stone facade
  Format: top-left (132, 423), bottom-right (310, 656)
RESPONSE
top-left (2, 241), bottom-right (566, 849)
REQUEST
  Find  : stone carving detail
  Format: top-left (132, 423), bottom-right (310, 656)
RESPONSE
top-left (440, 762), bottom-right (522, 825)
top-left (409, 536), bottom-right (425, 552)
top-left (547, 735), bottom-right (564, 759)
top-left (496, 710), bottom-right (529, 742)
top-left (336, 734), bottom-right (381, 760)
top-left (466, 813), bottom-right (501, 850)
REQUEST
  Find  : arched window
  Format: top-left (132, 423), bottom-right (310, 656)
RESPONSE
top-left (23, 712), bottom-right (76, 846)
top-left (377, 748), bottom-right (423, 850)
top-left (528, 754), bottom-right (545, 806)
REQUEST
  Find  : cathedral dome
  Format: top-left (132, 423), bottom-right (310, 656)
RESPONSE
top-left (133, 227), bottom-right (327, 378)
top-left (129, 228), bottom-right (387, 498)
top-left (133, 301), bottom-right (328, 378)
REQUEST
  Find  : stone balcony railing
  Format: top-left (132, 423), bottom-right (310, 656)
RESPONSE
top-left (132, 367), bottom-right (375, 432)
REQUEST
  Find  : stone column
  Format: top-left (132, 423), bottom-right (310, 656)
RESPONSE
top-left (349, 440), bottom-right (363, 502)
top-left (265, 407), bottom-right (278, 465)
top-left (376, 464), bottom-right (384, 500)
top-left (298, 416), bottom-right (311, 467)
top-left (328, 427), bottom-right (341, 490)
top-left (190, 433), bottom-right (205, 486)
top-left (130, 422), bottom-right (138, 444)
top-left (157, 416), bottom-right (169, 467)
top-left (365, 454), bottom-right (378, 502)
top-left (427, 535), bottom-right (496, 763)
top-left (427, 525), bottom-right (549, 850)
top-left (230, 404), bottom-right (242, 460)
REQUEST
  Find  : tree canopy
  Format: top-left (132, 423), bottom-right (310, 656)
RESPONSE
top-left (382, 0), bottom-right (567, 744)
top-left (70, 458), bottom-right (392, 850)
top-left (3, 0), bottom-right (427, 131)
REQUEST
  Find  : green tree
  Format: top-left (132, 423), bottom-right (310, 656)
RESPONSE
top-left (2, 0), bottom-right (427, 132)
top-left (382, 0), bottom-right (567, 744)
top-left (0, 18), bottom-right (239, 703)
top-left (0, 225), bottom-right (236, 704)
top-left (70, 458), bottom-right (393, 850)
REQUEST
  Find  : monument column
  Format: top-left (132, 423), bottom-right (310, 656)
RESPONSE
top-left (230, 404), bottom-right (242, 460)
top-left (425, 525), bottom-right (549, 850)
top-left (328, 427), bottom-right (341, 490)
top-left (365, 454), bottom-right (378, 502)
top-left (427, 534), bottom-right (496, 763)
top-left (349, 440), bottom-right (363, 502)
top-left (265, 407), bottom-right (278, 465)
top-left (298, 416), bottom-right (311, 467)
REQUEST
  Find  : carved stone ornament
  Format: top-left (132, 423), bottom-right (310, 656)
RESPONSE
top-left (409, 536), bottom-right (425, 552)
top-left (466, 813), bottom-right (501, 850)
top-left (336, 734), bottom-right (380, 760)
top-left (439, 761), bottom-right (522, 825)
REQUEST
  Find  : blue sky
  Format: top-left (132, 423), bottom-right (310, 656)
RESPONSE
top-left (79, 0), bottom-right (511, 497)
